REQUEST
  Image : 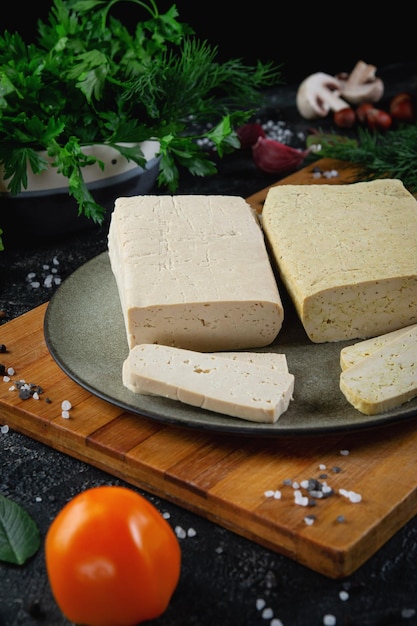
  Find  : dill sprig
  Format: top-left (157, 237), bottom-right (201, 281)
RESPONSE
top-left (309, 124), bottom-right (417, 193)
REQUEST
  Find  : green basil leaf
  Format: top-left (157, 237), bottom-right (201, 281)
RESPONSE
top-left (0, 494), bottom-right (41, 565)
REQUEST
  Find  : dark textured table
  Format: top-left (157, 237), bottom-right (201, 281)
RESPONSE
top-left (2, 62), bottom-right (417, 626)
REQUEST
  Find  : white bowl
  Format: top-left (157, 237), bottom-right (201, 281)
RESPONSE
top-left (0, 141), bottom-right (160, 247)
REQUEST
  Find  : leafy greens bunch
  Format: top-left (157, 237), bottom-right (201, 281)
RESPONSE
top-left (0, 0), bottom-right (282, 227)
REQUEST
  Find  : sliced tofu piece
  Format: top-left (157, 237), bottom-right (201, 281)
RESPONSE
top-left (340, 324), bottom-right (417, 370)
top-left (339, 325), bottom-right (417, 415)
top-left (123, 344), bottom-right (294, 423)
top-left (108, 195), bottom-right (284, 352)
top-left (262, 179), bottom-right (417, 343)
top-left (215, 351), bottom-right (289, 372)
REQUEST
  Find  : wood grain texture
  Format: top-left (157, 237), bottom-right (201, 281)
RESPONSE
top-left (1, 158), bottom-right (415, 579)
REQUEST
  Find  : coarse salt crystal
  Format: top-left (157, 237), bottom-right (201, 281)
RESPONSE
top-left (175, 525), bottom-right (187, 539)
top-left (261, 607), bottom-right (273, 619)
top-left (61, 400), bottom-right (72, 411)
top-left (339, 590), bottom-right (349, 601)
top-left (340, 449), bottom-right (350, 456)
top-left (256, 598), bottom-right (266, 611)
top-left (294, 490), bottom-right (309, 506)
top-left (61, 411), bottom-right (71, 419)
top-left (323, 615), bottom-right (337, 626)
top-left (187, 528), bottom-right (197, 537)
top-left (1, 424), bottom-right (9, 434)
top-left (162, 511), bottom-right (171, 519)
top-left (339, 488), bottom-right (362, 503)
top-left (271, 619), bottom-right (284, 626)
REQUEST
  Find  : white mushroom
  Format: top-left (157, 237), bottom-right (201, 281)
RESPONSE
top-left (337, 60), bottom-right (384, 105)
top-left (296, 72), bottom-right (350, 120)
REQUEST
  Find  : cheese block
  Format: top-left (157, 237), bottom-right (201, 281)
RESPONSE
top-left (122, 344), bottom-right (295, 423)
top-left (340, 324), bottom-right (417, 415)
top-left (261, 179), bottom-right (417, 343)
top-left (340, 324), bottom-right (417, 370)
top-left (108, 195), bottom-right (284, 351)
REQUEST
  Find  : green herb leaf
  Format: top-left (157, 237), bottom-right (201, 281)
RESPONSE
top-left (0, 494), bottom-right (41, 565)
top-left (308, 124), bottom-right (417, 193)
top-left (0, 0), bottom-right (283, 227)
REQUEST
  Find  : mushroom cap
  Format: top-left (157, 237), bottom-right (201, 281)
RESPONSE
top-left (296, 72), bottom-right (350, 119)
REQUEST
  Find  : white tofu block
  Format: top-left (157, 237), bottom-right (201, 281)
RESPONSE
top-left (108, 195), bottom-right (284, 351)
top-left (340, 325), bottom-right (417, 415)
top-left (340, 324), bottom-right (417, 370)
top-left (123, 344), bottom-right (294, 423)
top-left (262, 179), bottom-right (417, 343)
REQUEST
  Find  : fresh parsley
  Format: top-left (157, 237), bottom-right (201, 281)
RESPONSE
top-left (0, 0), bottom-right (282, 228)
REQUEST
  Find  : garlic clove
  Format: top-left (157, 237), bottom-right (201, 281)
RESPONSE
top-left (252, 137), bottom-right (310, 175)
top-left (236, 123), bottom-right (266, 149)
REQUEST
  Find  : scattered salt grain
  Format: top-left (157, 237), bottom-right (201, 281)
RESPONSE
top-left (304, 515), bottom-right (316, 526)
top-left (339, 590), bottom-right (349, 601)
top-left (256, 599), bottom-right (266, 611)
top-left (261, 607), bottom-right (273, 619)
top-left (187, 527), bottom-right (197, 537)
top-left (401, 608), bottom-right (416, 618)
top-left (264, 489), bottom-right (281, 499)
top-left (294, 490), bottom-right (309, 507)
top-left (340, 449), bottom-right (350, 456)
top-left (35, 496), bottom-right (42, 502)
top-left (339, 488), bottom-right (362, 503)
top-left (1, 424), bottom-right (9, 434)
top-left (271, 619), bottom-right (284, 626)
top-left (7, 367), bottom-right (15, 376)
top-left (61, 411), bottom-right (71, 419)
top-left (174, 525), bottom-right (187, 539)
top-left (162, 511), bottom-right (171, 519)
top-left (61, 400), bottom-right (72, 411)
top-left (323, 615), bottom-right (337, 626)
top-left (319, 464), bottom-right (326, 470)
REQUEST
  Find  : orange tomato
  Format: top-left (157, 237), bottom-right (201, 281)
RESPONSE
top-left (45, 485), bottom-right (181, 626)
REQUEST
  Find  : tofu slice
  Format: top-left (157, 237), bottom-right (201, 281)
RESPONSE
top-left (108, 195), bottom-right (284, 352)
top-left (340, 324), bottom-right (417, 370)
top-left (262, 179), bottom-right (417, 343)
top-left (123, 344), bottom-right (294, 423)
top-left (339, 325), bottom-right (417, 415)
top-left (215, 351), bottom-right (289, 372)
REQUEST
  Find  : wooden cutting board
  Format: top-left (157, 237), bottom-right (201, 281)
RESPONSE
top-left (1, 158), bottom-right (416, 580)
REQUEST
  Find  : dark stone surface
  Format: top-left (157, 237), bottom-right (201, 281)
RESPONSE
top-left (2, 63), bottom-right (417, 626)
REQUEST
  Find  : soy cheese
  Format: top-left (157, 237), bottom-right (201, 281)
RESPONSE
top-left (340, 324), bottom-right (417, 415)
top-left (262, 179), bottom-right (417, 343)
top-left (340, 323), bottom-right (417, 370)
top-left (123, 344), bottom-right (294, 423)
top-left (108, 195), bottom-right (284, 351)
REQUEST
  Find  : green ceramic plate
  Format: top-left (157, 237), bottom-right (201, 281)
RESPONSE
top-left (44, 252), bottom-right (417, 436)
